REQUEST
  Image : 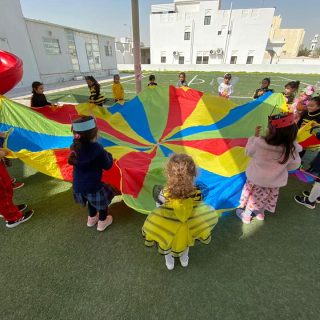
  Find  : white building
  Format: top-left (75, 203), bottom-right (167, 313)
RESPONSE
top-left (150, 0), bottom-right (276, 65)
top-left (0, 0), bottom-right (117, 88)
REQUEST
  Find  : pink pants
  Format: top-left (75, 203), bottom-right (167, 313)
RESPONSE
top-left (240, 180), bottom-right (279, 214)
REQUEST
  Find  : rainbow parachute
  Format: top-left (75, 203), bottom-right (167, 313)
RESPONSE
top-left (0, 88), bottom-right (287, 214)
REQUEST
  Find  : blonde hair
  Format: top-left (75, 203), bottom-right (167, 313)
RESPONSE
top-left (165, 154), bottom-right (197, 199)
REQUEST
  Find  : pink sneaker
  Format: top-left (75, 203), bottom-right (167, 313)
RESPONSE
top-left (87, 214), bottom-right (99, 227)
top-left (97, 215), bottom-right (113, 232)
top-left (256, 213), bottom-right (265, 221)
top-left (236, 208), bottom-right (251, 224)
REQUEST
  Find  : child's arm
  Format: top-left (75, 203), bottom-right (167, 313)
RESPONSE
top-left (245, 136), bottom-right (259, 157)
top-left (287, 143), bottom-right (302, 171)
top-left (0, 148), bottom-right (8, 159)
top-left (120, 84), bottom-right (124, 100)
top-left (101, 149), bottom-right (114, 170)
top-left (112, 84), bottom-right (116, 100)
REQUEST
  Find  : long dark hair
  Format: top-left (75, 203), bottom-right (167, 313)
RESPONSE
top-left (85, 76), bottom-right (100, 91)
top-left (32, 81), bottom-right (43, 94)
top-left (264, 123), bottom-right (298, 164)
top-left (285, 80), bottom-right (300, 91)
top-left (68, 116), bottom-right (98, 165)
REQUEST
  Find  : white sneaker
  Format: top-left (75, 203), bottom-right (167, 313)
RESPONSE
top-left (179, 256), bottom-right (189, 267)
top-left (97, 215), bottom-right (113, 231)
top-left (165, 254), bottom-right (175, 270)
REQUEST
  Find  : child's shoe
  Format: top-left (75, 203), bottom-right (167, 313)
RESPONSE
top-left (179, 255), bottom-right (189, 267)
top-left (17, 204), bottom-right (27, 212)
top-left (12, 182), bottom-right (24, 190)
top-left (236, 208), bottom-right (251, 224)
top-left (6, 210), bottom-right (34, 228)
top-left (294, 196), bottom-right (316, 209)
top-left (302, 191), bottom-right (320, 203)
top-left (97, 215), bottom-right (113, 231)
top-left (87, 214), bottom-right (99, 227)
top-left (255, 213), bottom-right (265, 221)
top-left (165, 254), bottom-right (175, 270)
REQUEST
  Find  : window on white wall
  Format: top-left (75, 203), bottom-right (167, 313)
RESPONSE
top-left (184, 32), bottom-right (191, 40)
top-left (196, 56), bottom-right (202, 64)
top-left (230, 56), bottom-right (237, 64)
top-left (161, 56), bottom-right (166, 63)
top-left (179, 56), bottom-right (184, 64)
top-left (246, 56), bottom-right (254, 64)
top-left (43, 37), bottom-right (61, 55)
top-left (204, 16), bottom-right (211, 25)
top-left (203, 56), bottom-right (209, 64)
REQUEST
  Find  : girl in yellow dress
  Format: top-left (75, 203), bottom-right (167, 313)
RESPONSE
top-left (142, 154), bottom-right (218, 270)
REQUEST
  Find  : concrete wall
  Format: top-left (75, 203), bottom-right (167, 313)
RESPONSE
top-left (0, 0), bottom-right (40, 88)
top-left (98, 35), bottom-right (117, 71)
top-left (118, 63), bottom-right (320, 74)
top-left (25, 20), bottom-right (74, 83)
top-left (150, 1), bottom-right (274, 65)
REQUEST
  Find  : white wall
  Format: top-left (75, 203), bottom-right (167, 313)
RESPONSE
top-left (0, 0), bottom-right (40, 88)
top-left (117, 63), bottom-right (320, 75)
top-left (98, 35), bottom-right (117, 71)
top-left (150, 1), bottom-right (274, 65)
top-left (25, 20), bottom-right (74, 82)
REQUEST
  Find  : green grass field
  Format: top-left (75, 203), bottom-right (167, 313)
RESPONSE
top-left (1, 159), bottom-right (320, 320)
top-left (2, 71), bottom-right (320, 319)
top-left (46, 71), bottom-right (320, 106)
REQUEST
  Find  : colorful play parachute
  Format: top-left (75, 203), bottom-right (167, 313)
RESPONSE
top-left (0, 88), bottom-right (286, 214)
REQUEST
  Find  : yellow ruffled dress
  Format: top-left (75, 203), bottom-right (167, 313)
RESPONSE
top-left (142, 189), bottom-right (218, 257)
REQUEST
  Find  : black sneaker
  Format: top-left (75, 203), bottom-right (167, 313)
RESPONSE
top-left (17, 204), bottom-right (27, 212)
top-left (6, 210), bottom-right (34, 228)
top-left (302, 191), bottom-right (320, 203)
top-left (294, 196), bottom-right (316, 209)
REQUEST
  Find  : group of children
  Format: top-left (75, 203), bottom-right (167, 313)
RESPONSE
top-left (2, 70), bottom-right (320, 271)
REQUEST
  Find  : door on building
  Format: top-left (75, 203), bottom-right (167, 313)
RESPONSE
top-left (74, 35), bottom-right (90, 73)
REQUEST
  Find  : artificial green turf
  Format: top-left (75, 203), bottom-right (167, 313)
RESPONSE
top-left (46, 72), bottom-right (320, 107)
top-left (1, 160), bottom-right (319, 320)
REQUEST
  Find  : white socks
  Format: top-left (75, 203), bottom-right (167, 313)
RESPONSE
top-left (309, 182), bottom-right (320, 203)
top-left (164, 248), bottom-right (190, 270)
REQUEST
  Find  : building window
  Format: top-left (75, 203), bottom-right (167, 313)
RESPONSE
top-left (43, 37), bottom-right (61, 55)
top-left (179, 56), bottom-right (184, 64)
top-left (65, 30), bottom-right (80, 71)
top-left (228, 30), bottom-right (231, 35)
top-left (196, 56), bottom-right (202, 64)
top-left (203, 56), bottom-right (209, 64)
top-left (217, 31), bottom-right (222, 35)
top-left (230, 56), bottom-right (237, 64)
top-left (246, 56), bottom-right (254, 64)
top-left (204, 16), bottom-right (211, 25)
top-left (184, 32), bottom-right (190, 40)
top-left (105, 45), bottom-right (113, 56)
top-left (161, 56), bottom-right (166, 63)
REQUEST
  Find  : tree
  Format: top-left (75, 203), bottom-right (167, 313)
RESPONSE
top-left (311, 48), bottom-right (320, 58)
top-left (298, 46), bottom-right (311, 57)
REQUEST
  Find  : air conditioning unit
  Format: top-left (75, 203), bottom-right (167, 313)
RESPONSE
top-left (216, 48), bottom-right (224, 55)
top-left (209, 49), bottom-right (216, 55)
top-left (173, 51), bottom-right (179, 56)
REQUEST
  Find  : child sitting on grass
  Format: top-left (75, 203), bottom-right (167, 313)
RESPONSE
top-left (176, 72), bottom-right (188, 88)
top-left (253, 78), bottom-right (274, 99)
top-left (85, 76), bottom-right (105, 106)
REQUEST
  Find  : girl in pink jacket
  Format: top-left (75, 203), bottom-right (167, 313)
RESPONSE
top-left (237, 112), bottom-right (302, 224)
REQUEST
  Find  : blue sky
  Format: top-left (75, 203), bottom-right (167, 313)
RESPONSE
top-left (20, 0), bottom-right (318, 46)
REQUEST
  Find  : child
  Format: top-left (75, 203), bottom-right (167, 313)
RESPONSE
top-left (295, 122), bottom-right (320, 209)
top-left (218, 73), bottom-right (233, 99)
top-left (147, 74), bottom-right (157, 87)
top-left (176, 72), bottom-right (188, 87)
top-left (297, 96), bottom-right (320, 128)
top-left (282, 80), bottom-right (300, 105)
top-left (253, 78), bottom-right (274, 99)
top-left (142, 154), bottom-right (218, 270)
top-left (112, 74), bottom-right (124, 102)
top-left (68, 116), bottom-right (114, 231)
top-left (85, 76), bottom-right (105, 106)
top-left (0, 148), bottom-right (33, 228)
top-left (236, 112), bottom-right (301, 224)
top-left (31, 81), bottom-right (52, 108)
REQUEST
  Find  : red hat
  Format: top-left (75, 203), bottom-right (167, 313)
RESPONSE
top-left (269, 112), bottom-right (295, 129)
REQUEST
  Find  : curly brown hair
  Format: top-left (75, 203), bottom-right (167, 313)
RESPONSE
top-left (165, 154), bottom-right (197, 199)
